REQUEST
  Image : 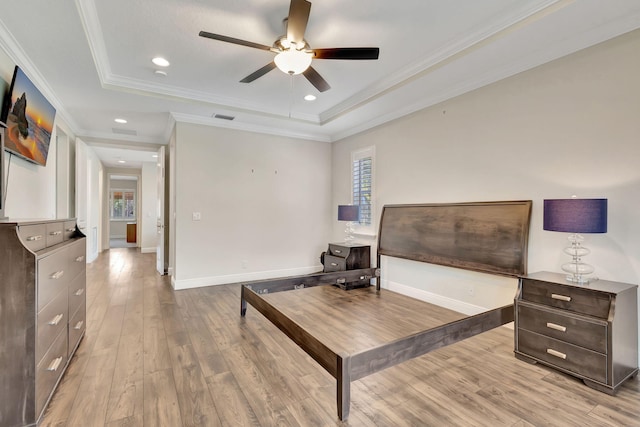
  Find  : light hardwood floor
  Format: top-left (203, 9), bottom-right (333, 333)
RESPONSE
top-left (40, 248), bottom-right (640, 426)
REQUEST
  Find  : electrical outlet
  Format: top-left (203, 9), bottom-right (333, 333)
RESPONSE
top-left (467, 285), bottom-right (475, 296)
top-left (192, 212), bottom-right (201, 221)
top-left (241, 260), bottom-right (248, 269)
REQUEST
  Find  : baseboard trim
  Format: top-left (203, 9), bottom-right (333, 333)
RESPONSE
top-left (172, 265), bottom-right (323, 290)
top-left (382, 279), bottom-right (488, 316)
top-left (141, 247), bottom-right (156, 254)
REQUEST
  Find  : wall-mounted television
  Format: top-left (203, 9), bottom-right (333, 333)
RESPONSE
top-left (0, 66), bottom-right (56, 166)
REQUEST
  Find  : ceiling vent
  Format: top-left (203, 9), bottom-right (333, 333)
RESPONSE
top-left (214, 114), bottom-right (235, 121)
top-left (112, 128), bottom-right (138, 136)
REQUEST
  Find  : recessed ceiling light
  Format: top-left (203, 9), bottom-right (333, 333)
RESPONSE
top-left (154, 70), bottom-right (167, 76)
top-left (304, 94), bottom-right (317, 101)
top-left (152, 57), bottom-right (170, 67)
top-left (117, 160), bottom-right (126, 164)
top-left (114, 118), bottom-right (127, 124)
top-left (152, 154), bottom-right (158, 158)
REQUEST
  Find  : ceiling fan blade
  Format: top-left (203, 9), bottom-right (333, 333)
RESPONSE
top-left (240, 62), bottom-right (277, 83)
top-left (312, 47), bottom-right (380, 60)
top-left (199, 31), bottom-right (272, 51)
top-left (303, 66), bottom-right (330, 92)
top-left (286, 0), bottom-right (311, 45)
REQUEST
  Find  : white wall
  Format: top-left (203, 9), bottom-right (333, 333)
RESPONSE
top-left (332, 29), bottom-right (640, 315)
top-left (140, 161), bottom-right (158, 253)
top-left (76, 138), bottom-right (103, 263)
top-left (172, 123), bottom-right (332, 289)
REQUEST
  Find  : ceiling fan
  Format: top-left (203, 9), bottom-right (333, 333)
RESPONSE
top-left (199, 0), bottom-right (379, 92)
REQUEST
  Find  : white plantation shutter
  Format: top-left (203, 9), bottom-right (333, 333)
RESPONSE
top-left (351, 147), bottom-right (374, 227)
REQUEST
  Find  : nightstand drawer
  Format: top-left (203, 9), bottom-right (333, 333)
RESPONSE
top-left (517, 302), bottom-right (607, 353)
top-left (521, 279), bottom-right (611, 318)
top-left (328, 244), bottom-right (350, 257)
top-left (517, 329), bottom-right (607, 384)
top-left (324, 255), bottom-right (346, 272)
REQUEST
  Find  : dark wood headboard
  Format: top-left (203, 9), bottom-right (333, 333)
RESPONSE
top-left (377, 200), bottom-right (532, 277)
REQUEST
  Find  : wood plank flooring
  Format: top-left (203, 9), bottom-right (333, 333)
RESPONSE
top-left (40, 248), bottom-right (640, 426)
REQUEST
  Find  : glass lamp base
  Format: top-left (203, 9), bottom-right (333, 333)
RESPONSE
top-left (344, 222), bottom-right (355, 243)
top-left (561, 261), bottom-right (597, 284)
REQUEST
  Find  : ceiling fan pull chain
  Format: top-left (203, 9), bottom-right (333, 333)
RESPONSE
top-left (289, 74), bottom-right (294, 119)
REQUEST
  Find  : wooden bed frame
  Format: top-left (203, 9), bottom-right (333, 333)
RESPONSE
top-left (240, 200), bottom-right (532, 420)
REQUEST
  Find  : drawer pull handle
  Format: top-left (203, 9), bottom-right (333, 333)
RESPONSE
top-left (66, 227), bottom-right (76, 232)
top-left (546, 348), bottom-right (567, 360)
top-left (75, 256), bottom-right (85, 262)
top-left (74, 320), bottom-right (84, 330)
top-left (47, 357), bottom-right (64, 372)
top-left (49, 313), bottom-right (64, 326)
top-left (334, 249), bottom-right (342, 254)
top-left (546, 322), bottom-right (567, 332)
top-left (74, 288), bottom-right (85, 296)
top-left (50, 270), bottom-right (65, 280)
top-left (551, 293), bottom-right (571, 302)
top-left (49, 231), bottom-right (62, 236)
top-left (27, 235), bottom-right (43, 242)
top-left (331, 263), bottom-right (338, 266)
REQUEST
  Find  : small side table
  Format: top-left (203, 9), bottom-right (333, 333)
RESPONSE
top-left (322, 242), bottom-right (371, 289)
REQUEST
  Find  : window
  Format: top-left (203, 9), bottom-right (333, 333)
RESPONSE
top-left (110, 189), bottom-right (136, 219)
top-left (351, 146), bottom-right (374, 229)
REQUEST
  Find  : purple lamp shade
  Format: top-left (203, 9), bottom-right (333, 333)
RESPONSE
top-left (543, 199), bottom-right (607, 233)
top-left (338, 205), bottom-right (360, 222)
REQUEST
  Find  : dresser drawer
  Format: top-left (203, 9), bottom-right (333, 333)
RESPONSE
top-left (69, 301), bottom-right (86, 358)
top-left (521, 279), bottom-right (611, 318)
top-left (46, 222), bottom-right (64, 247)
top-left (324, 254), bottom-right (346, 272)
top-left (517, 329), bottom-right (607, 384)
top-left (63, 221), bottom-right (77, 240)
top-left (517, 302), bottom-right (607, 353)
top-left (35, 329), bottom-right (68, 417)
top-left (36, 289), bottom-right (68, 364)
top-left (68, 273), bottom-right (86, 318)
top-left (37, 249), bottom-right (70, 311)
top-left (67, 239), bottom-right (86, 281)
top-left (19, 224), bottom-right (47, 252)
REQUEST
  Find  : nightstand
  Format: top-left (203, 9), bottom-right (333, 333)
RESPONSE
top-left (514, 271), bottom-right (638, 394)
top-left (322, 242), bottom-right (371, 290)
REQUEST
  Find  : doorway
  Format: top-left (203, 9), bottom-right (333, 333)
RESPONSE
top-left (108, 174), bottom-right (139, 248)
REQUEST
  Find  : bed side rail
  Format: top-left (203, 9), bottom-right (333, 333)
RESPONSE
top-left (240, 268), bottom-right (379, 296)
top-left (349, 303), bottom-right (514, 381)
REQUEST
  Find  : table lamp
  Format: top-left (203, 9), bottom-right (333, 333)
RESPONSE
top-left (543, 198), bottom-right (607, 284)
top-left (338, 205), bottom-right (359, 243)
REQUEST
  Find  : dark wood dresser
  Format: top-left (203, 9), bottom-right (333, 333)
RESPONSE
top-left (0, 219), bottom-right (87, 426)
top-left (322, 242), bottom-right (371, 289)
top-left (515, 271), bottom-right (638, 394)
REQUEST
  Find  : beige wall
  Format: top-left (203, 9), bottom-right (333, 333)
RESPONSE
top-left (332, 29), bottom-right (640, 314)
top-left (172, 123), bottom-right (332, 289)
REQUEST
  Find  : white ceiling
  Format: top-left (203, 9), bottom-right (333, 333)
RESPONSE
top-left (1, 0), bottom-right (639, 168)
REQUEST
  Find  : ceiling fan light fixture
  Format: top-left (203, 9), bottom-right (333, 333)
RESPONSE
top-left (274, 49), bottom-right (312, 75)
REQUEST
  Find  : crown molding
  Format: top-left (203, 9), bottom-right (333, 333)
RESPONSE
top-left (170, 112), bottom-right (331, 143)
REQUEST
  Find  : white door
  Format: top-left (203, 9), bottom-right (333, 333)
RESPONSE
top-left (156, 146), bottom-right (166, 275)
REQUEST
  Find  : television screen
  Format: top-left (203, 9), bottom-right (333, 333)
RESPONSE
top-left (1, 66), bottom-right (56, 166)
